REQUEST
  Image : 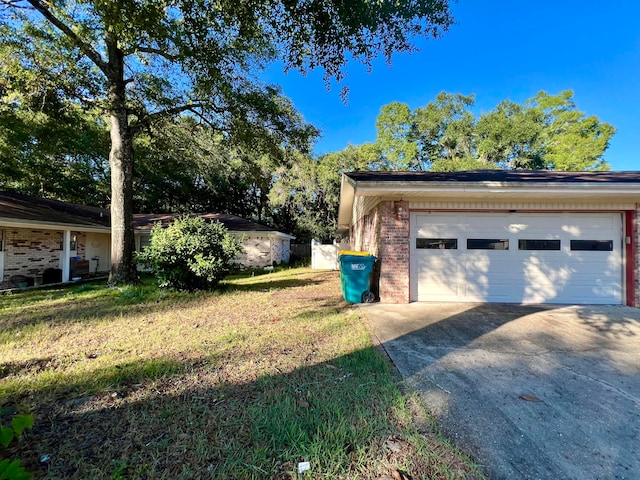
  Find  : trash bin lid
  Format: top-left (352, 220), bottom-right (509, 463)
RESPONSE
top-left (338, 250), bottom-right (372, 257)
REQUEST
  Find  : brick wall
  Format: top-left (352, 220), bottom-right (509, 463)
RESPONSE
top-left (378, 201), bottom-right (410, 303)
top-left (234, 234), bottom-right (272, 268)
top-left (635, 206), bottom-right (640, 307)
top-left (350, 200), bottom-right (410, 303)
top-left (1, 228), bottom-right (86, 288)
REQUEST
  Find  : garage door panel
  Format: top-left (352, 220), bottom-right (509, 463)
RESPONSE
top-left (463, 281), bottom-right (515, 302)
top-left (416, 255), bottom-right (462, 299)
top-left (410, 212), bottom-right (623, 304)
top-left (464, 257), bottom-right (514, 278)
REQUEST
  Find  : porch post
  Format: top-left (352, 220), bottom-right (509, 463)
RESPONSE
top-left (61, 229), bottom-right (71, 282)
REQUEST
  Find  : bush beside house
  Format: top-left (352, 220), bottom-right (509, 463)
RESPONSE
top-left (136, 216), bottom-right (242, 290)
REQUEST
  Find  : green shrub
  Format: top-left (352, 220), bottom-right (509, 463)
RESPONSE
top-left (136, 216), bottom-right (242, 290)
top-left (0, 412), bottom-right (34, 480)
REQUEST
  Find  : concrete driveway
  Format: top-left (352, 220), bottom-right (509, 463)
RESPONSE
top-left (360, 303), bottom-right (640, 480)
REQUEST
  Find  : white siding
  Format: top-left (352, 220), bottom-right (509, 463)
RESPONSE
top-left (352, 196), bottom-right (381, 226)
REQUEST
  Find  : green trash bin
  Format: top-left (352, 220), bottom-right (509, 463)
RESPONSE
top-left (338, 254), bottom-right (377, 303)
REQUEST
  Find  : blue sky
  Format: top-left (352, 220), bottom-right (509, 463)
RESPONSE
top-left (263, 1), bottom-right (640, 170)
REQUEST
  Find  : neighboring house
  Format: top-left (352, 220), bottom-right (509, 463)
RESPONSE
top-left (0, 192), bottom-right (112, 289)
top-left (338, 170), bottom-right (640, 306)
top-left (0, 191), bottom-right (293, 289)
top-left (133, 213), bottom-right (294, 268)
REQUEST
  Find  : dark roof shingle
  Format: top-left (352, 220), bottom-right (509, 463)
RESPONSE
top-left (346, 170), bottom-right (640, 183)
top-left (0, 192), bottom-right (286, 235)
top-left (0, 191), bottom-right (110, 227)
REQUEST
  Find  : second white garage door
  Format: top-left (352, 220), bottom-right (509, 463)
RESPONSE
top-left (410, 212), bottom-right (623, 304)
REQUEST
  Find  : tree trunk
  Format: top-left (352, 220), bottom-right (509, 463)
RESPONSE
top-left (106, 35), bottom-right (137, 284)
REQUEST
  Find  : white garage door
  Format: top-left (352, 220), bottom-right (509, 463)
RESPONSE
top-left (410, 212), bottom-right (623, 304)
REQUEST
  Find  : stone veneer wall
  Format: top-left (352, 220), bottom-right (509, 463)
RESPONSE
top-left (350, 200), bottom-right (410, 303)
top-left (1, 228), bottom-right (86, 288)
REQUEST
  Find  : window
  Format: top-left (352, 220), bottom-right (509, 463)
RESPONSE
top-left (416, 238), bottom-right (457, 249)
top-left (518, 239), bottom-right (561, 251)
top-left (570, 240), bottom-right (613, 251)
top-left (467, 239), bottom-right (509, 250)
top-left (0, 228), bottom-right (4, 251)
top-left (139, 235), bottom-right (152, 252)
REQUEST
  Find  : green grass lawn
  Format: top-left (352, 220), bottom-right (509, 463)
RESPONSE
top-left (0, 268), bottom-right (483, 479)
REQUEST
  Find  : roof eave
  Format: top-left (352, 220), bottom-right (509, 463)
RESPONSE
top-left (0, 217), bottom-right (111, 232)
top-left (337, 174), bottom-right (356, 233)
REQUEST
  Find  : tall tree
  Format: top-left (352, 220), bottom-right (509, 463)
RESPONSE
top-left (0, 89), bottom-right (110, 204)
top-left (413, 92), bottom-right (476, 168)
top-left (366, 90), bottom-right (615, 172)
top-left (534, 91), bottom-right (615, 171)
top-left (1, 0), bottom-right (454, 284)
top-left (270, 144), bottom-right (372, 242)
top-left (476, 99), bottom-right (547, 169)
top-left (374, 102), bottom-right (419, 170)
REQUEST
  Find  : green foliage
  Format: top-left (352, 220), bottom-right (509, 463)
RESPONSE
top-left (2, 0), bottom-right (454, 283)
top-left (0, 413), bottom-right (34, 480)
top-left (0, 414), bottom-right (33, 448)
top-left (0, 91), bottom-right (110, 205)
top-left (136, 216), bottom-right (242, 291)
top-left (374, 102), bottom-right (419, 170)
top-left (0, 460), bottom-right (31, 480)
top-left (366, 90), bottom-right (615, 171)
top-left (270, 145), bottom-right (372, 242)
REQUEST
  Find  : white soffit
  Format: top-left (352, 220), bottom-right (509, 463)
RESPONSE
top-left (352, 181), bottom-right (640, 200)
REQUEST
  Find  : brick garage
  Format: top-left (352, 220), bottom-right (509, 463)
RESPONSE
top-left (339, 170), bottom-right (640, 306)
top-left (350, 200), bottom-right (410, 303)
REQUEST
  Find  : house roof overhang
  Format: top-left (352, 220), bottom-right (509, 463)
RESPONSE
top-left (337, 170), bottom-right (640, 233)
top-left (0, 217), bottom-right (111, 233)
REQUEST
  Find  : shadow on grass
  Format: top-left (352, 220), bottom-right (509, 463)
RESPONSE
top-left (0, 283), bottom-right (209, 337)
top-left (3, 347), bottom-right (477, 480)
top-left (222, 277), bottom-right (325, 292)
top-left (221, 273), bottom-right (330, 293)
top-left (0, 272), bottom-right (338, 337)
top-left (0, 358), bottom-right (188, 402)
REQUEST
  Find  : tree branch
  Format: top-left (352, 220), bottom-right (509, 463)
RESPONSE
top-left (131, 46), bottom-right (180, 62)
top-left (129, 103), bottom-right (210, 134)
top-left (25, 0), bottom-right (108, 75)
top-left (0, 0), bottom-right (33, 10)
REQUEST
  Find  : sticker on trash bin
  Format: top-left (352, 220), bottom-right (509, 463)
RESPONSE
top-left (350, 263), bottom-right (366, 270)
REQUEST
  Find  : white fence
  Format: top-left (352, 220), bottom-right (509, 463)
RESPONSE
top-left (311, 239), bottom-right (351, 270)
